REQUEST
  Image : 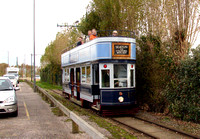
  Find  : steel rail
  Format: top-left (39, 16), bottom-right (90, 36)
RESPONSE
top-left (133, 116), bottom-right (200, 139)
top-left (111, 118), bottom-right (157, 139)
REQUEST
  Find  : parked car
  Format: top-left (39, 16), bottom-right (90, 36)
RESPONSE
top-left (0, 77), bottom-right (18, 117)
top-left (3, 74), bottom-right (19, 90)
top-left (13, 74), bottom-right (20, 83)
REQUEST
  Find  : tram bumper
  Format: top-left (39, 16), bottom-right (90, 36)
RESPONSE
top-left (100, 89), bottom-right (137, 108)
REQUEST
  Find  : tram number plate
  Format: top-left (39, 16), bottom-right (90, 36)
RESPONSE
top-left (114, 44), bottom-right (129, 55)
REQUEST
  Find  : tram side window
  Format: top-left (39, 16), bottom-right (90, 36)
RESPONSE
top-left (82, 67), bottom-right (86, 83)
top-left (86, 66), bottom-right (91, 83)
top-left (101, 70), bottom-right (110, 87)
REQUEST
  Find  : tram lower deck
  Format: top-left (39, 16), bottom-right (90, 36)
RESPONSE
top-left (61, 37), bottom-right (138, 115)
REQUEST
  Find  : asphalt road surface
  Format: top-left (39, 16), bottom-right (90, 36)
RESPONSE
top-left (0, 82), bottom-right (90, 138)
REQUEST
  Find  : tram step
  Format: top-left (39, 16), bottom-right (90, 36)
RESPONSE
top-left (91, 105), bottom-right (100, 111)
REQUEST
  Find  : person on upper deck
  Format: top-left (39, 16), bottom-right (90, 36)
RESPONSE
top-left (112, 30), bottom-right (118, 37)
top-left (77, 36), bottom-right (84, 46)
top-left (89, 29), bottom-right (97, 40)
top-left (85, 30), bottom-right (92, 42)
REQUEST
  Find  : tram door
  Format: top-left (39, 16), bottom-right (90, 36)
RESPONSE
top-left (76, 68), bottom-right (80, 100)
top-left (70, 68), bottom-right (74, 97)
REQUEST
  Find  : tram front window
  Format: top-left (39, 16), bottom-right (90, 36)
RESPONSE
top-left (102, 70), bottom-right (110, 87)
top-left (114, 80), bottom-right (127, 87)
top-left (114, 64), bottom-right (127, 78)
top-left (114, 64), bottom-right (127, 88)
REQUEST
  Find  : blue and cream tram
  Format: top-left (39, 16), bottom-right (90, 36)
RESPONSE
top-left (61, 32), bottom-right (138, 115)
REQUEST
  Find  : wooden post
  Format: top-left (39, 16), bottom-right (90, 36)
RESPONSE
top-left (72, 121), bottom-right (79, 133)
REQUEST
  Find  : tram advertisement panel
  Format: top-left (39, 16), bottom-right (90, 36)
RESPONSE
top-left (112, 43), bottom-right (131, 59)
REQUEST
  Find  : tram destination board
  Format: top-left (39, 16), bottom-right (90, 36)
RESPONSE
top-left (112, 42), bottom-right (131, 58)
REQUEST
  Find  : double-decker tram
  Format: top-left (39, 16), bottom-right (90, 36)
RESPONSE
top-left (61, 31), bottom-right (138, 116)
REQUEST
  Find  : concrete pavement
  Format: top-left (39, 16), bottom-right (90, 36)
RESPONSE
top-left (0, 82), bottom-right (90, 138)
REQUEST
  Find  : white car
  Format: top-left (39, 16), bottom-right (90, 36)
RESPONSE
top-left (3, 74), bottom-right (19, 90)
top-left (0, 77), bottom-right (18, 116)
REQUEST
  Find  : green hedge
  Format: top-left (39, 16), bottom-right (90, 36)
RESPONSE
top-left (136, 34), bottom-right (167, 112)
top-left (165, 46), bottom-right (200, 122)
top-left (40, 64), bottom-right (62, 85)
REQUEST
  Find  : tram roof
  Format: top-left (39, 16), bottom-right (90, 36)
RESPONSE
top-left (61, 37), bottom-right (136, 67)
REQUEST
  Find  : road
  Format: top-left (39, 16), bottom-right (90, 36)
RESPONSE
top-left (0, 82), bottom-right (90, 138)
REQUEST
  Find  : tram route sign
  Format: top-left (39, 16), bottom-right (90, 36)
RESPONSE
top-left (112, 42), bottom-right (131, 58)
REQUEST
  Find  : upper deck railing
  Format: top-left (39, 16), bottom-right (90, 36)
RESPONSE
top-left (97, 30), bottom-right (135, 38)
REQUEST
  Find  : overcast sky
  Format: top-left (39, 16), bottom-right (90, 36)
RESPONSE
top-left (0, 0), bottom-right (91, 66)
top-left (0, 0), bottom-right (199, 67)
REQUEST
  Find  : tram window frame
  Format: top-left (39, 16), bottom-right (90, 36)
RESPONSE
top-left (99, 63), bottom-right (113, 88)
top-left (81, 67), bottom-right (86, 83)
top-left (128, 64), bottom-right (135, 88)
top-left (66, 68), bottom-right (70, 82)
top-left (93, 64), bottom-right (99, 85)
top-left (101, 69), bottom-right (110, 88)
top-left (130, 69), bottom-right (134, 87)
top-left (86, 66), bottom-right (91, 84)
top-left (64, 68), bottom-right (67, 82)
top-left (62, 68), bottom-right (66, 83)
top-left (113, 64), bottom-right (128, 88)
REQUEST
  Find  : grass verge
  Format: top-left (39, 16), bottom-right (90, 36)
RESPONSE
top-left (36, 81), bottom-right (62, 90)
top-left (51, 107), bottom-right (64, 116)
top-left (49, 92), bottom-right (136, 139)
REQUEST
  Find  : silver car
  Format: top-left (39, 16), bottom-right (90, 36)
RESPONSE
top-left (3, 74), bottom-right (19, 90)
top-left (0, 77), bottom-right (18, 117)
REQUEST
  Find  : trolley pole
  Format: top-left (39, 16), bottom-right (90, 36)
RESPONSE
top-left (33, 0), bottom-right (36, 92)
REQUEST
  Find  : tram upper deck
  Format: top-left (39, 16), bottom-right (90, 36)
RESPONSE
top-left (61, 37), bottom-right (136, 67)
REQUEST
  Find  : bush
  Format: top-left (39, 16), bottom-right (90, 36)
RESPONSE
top-left (136, 34), bottom-right (167, 112)
top-left (165, 46), bottom-right (200, 122)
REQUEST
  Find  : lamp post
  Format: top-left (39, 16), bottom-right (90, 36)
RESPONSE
top-left (31, 54), bottom-right (41, 82)
top-left (33, 0), bottom-right (36, 92)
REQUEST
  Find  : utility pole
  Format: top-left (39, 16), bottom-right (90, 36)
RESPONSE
top-left (33, 0), bottom-right (36, 92)
top-left (31, 53), bottom-right (41, 82)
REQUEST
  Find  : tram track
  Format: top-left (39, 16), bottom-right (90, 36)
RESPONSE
top-left (110, 118), bottom-right (156, 139)
top-left (111, 116), bottom-right (199, 139)
top-left (50, 89), bottom-right (199, 139)
top-left (133, 116), bottom-right (200, 139)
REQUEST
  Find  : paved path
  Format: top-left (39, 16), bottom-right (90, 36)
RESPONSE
top-left (0, 82), bottom-right (90, 138)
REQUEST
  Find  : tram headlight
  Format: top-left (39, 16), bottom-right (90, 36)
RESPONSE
top-left (118, 96), bottom-right (124, 102)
